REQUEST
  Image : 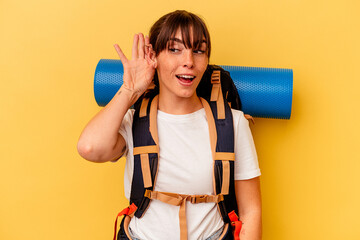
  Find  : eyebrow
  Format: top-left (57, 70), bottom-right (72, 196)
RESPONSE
top-left (169, 38), bottom-right (183, 43)
top-left (169, 38), bottom-right (207, 44)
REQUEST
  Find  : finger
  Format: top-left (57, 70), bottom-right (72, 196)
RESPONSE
top-left (138, 33), bottom-right (145, 59)
top-left (145, 54), bottom-right (154, 68)
top-left (145, 35), bottom-right (150, 45)
top-left (132, 34), bottom-right (139, 59)
top-left (144, 35), bottom-right (150, 55)
top-left (145, 46), bottom-right (154, 68)
top-left (114, 44), bottom-right (128, 64)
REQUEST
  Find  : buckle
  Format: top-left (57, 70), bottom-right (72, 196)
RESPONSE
top-left (144, 189), bottom-right (152, 198)
top-left (190, 194), bottom-right (207, 204)
top-left (211, 70), bottom-right (221, 84)
top-left (217, 194), bottom-right (224, 202)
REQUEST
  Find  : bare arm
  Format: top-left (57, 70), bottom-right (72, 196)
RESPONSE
top-left (77, 87), bottom-right (137, 162)
top-left (77, 33), bottom-right (157, 163)
top-left (235, 177), bottom-right (262, 240)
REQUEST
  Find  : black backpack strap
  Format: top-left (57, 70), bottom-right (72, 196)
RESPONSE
top-left (130, 95), bottom-right (160, 218)
top-left (197, 64), bottom-right (242, 111)
top-left (202, 67), bottom-right (239, 223)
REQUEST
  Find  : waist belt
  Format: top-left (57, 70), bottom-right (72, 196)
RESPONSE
top-left (144, 189), bottom-right (224, 240)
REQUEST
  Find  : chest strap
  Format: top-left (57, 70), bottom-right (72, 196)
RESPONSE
top-left (144, 189), bottom-right (224, 240)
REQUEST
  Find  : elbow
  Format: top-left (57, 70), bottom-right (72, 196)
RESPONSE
top-left (77, 141), bottom-right (91, 158)
top-left (77, 141), bottom-right (108, 163)
top-left (239, 203), bottom-right (262, 221)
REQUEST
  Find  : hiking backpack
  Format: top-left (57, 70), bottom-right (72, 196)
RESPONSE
top-left (114, 65), bottom-right (243, 240)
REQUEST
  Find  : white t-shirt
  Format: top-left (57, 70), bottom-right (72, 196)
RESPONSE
top-left (118, 108), bottom-right (261, 240)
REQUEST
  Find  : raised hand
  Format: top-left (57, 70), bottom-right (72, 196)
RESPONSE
top-left (114, 33), bottom-right (157, 98)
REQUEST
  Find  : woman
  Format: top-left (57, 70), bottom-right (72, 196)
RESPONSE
top-left (77, 10), bottom-right (261, 240)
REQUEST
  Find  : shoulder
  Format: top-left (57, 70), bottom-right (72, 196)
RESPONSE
top-left (231, 109), bottom-right (261, 179)
top-left (231, 108), bottom-right (245, 118)
top-left (231, 108), bottom-right (248, 129)
top-left (123, 109), bottom-right (135, 125)
top-left (119, 109), bottom-right (135, 138)
top-left (230, 108), bottom-right (254, 144)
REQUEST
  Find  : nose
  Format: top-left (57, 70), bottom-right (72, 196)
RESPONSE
top-left (183, 49), bottom-right (194, 68)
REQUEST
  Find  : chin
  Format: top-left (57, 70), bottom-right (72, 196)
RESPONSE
top-left (176, 89), bottom-right (198, 99)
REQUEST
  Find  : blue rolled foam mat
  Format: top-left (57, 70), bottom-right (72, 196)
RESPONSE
top-left (94, 59), bottom-right (293, 119)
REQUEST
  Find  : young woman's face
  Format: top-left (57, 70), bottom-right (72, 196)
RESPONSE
top-left (155, 28), bottom-right (209, 100)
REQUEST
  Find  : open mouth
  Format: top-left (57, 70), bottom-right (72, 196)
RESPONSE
top-left (176, 74), bottom-right (196, 83)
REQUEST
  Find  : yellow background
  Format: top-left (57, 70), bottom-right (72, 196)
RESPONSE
top-left (1, 0), bottom-right (360, 239)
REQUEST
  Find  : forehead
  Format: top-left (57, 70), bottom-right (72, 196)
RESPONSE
top-left (168, 28), bottom-right (207, 46)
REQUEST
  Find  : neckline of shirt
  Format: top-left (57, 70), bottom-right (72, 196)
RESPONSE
top-left (157, 108), bottom-right (205, 122)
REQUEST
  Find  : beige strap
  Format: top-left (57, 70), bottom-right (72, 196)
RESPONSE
top-left (218, 223), bottom-right (229, 239)
top-left (149, 95), bottom-right (159, 147)
top-left (133, 145), bottom-right (158, 155)
top-left (244, 114), bottom-right (255, 125)
top-left (139, 97), bottom-right (150, 118)
top-left (210, 70), bottom-right (225, 119)
top-left (210, 84), bottom-right (220, 101)
top-left (216, 87), bottom-right (225, 119)
top-left (215, 152), bottom-right (235, 161)
top-left (145, 190), bottom-right (183, 205)
top-left (211, 70), bottom-right (221, 84)
top-left (123, 216), bottom-right (133, 239)
top-left (140, 154), bottom-right (152, 188)
top-left (179, 199), bottom-right (188, 240)
top-left (144, 190), bottom-right (223, 240)
top-left (210, 70), bottom-right (220, 101)
top-left (144, 190), bottom-right (223, 204)
top-left (221, 160), bottom-right (230, 195)
top-left (200, 98), bottom-right (217, 162)
top-left (210, 70), bottom-right (221, 102)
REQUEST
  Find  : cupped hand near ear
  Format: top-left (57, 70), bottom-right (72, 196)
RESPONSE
top-left (114, 33), bottom-right (157, 97)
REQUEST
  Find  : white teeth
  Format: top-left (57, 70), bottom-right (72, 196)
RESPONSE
top-left (177, 75), bottom-right (195, 79)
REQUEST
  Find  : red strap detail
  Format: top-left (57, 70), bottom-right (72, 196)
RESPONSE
top-left (228, 210), bottom-right (238, 222)
top-left (232, 221), bottom-right (242, 240)
top-left (128, 203), bottom-right (137, 215)
top-left (113, 204), bottom-right (138, 240)
top-left (228, 210), bottom-right (242, 240)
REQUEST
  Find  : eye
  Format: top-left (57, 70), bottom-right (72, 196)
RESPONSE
top-left (193, 49), bottom-right (206, 54)
top-left (169, 48), bottom-right (180, 53)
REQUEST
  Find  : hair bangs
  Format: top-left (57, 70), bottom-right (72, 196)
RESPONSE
top-left (179, 19), bottom-right (206, 51)
top-left (150, 10), bottom-right (211, 57)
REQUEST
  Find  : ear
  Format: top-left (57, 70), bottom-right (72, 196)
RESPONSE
top-left (150, 50), bottom-right (157, 68)
top-left (152, 57), bottom-right (157, 69)
top-left (147, 46), bottom-right (157, 68)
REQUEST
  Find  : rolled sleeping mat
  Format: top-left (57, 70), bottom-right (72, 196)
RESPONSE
top-left (94, 59), bottom-right (293, 119)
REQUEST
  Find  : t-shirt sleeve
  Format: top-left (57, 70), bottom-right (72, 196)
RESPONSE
top-left (113, 109), bottom-right (135, 161)
top-left (232, 109), bottom-right (261, 180)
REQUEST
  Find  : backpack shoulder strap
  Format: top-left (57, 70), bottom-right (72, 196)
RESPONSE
top-left (204, 68), bottom-right (239, 223)
top-left (130, 95), bottom-right (160, 218)
top-left (197, 64), bottom-right (242, 111)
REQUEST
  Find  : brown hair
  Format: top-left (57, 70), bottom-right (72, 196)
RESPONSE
top-left (149, 10), bottom-right (211, 58)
